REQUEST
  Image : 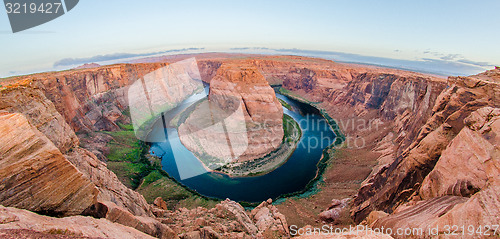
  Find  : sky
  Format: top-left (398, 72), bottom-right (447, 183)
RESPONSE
top-left (1, 0), bottom-right (499, 77)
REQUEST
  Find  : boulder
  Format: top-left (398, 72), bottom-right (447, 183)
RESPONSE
top-left (84, 201), bottom-right (177, 239)
top-left (250, 199), bottom-right (289, 236)
top-left (318, 198), bottom-right (350, 222)
top-left (154, 197), bottom-right (169, 210)
top-left (0, 205), bottom-right (154, 239)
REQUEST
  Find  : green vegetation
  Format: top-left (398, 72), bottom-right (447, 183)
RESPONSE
top-left (107, 162), bottom-right (149, 189)
top-left (278, 98), bottom-right (293, 111)
top-left (103, 129), bottom-right (150, 189)
top-left (103, 123), bottom-right (218, 209)
top-left (317, 108), bottom-right (346, 145)
top-left (137, 170), bottom-right (217, 209)
top-left (117, 122), bottom-right (134, 131)
top-left (283, 114), bottom-right (301, 142)
top-left (105, 130), bottom-right (144, 162)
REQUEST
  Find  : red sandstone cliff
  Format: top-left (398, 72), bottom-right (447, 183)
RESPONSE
top-left (0, 112), bottom-right (97, 216)
top-left (0, 56), bottom-right (291, 238)
top-left (277, 59), bottom-right (499, 237)
top-left (35, 63), bottom-right (167, 133)
top-left (0, 73), bottom-right (160, 236)
top-left (357, 69), bottom-right (500, 238)
top-left (179, 63), bottom-right (284, 163)
top-left (1, 54), bottom-right (498, 238)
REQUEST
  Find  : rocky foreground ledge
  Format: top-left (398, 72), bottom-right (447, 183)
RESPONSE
top-left (0, 198), bottom-right (289, 239)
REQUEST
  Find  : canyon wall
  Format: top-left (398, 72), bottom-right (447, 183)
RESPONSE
top-left (35, 63), bottom-right (167, 133)
top-left (361, 69), bottom-right (500, 238)
top-left (351, 69), bottom-right (500, 221)
top-left (179, 63), bottom-right (284, 163)
top-left (0, 79), bottom-right (153, 217)
top-left (1, 54), bottom-right (498, 238)
top-left (0, 71), bottom-right (158, 236)
top-left (0, 64), bottom-right (203, 237)
top-left (0, 81), bottom-right (79, 153)
top-left (0, 57), bottom-right (291, 238)
top-left (369, 106), bottom-right (500, 237)
top-left (279, 60), bottom-right (500, 236)
top-left (0, 112), bottom-right (97, 216)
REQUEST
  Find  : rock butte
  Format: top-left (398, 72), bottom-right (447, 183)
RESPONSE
top-left (0, 53), bottom-right (498, 238)
top-left (179, 63), bottom-right (284, 164)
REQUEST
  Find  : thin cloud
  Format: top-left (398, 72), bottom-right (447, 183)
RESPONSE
top-left (457, 59), bottom-right (492, 67)
top-left (440, 54), bottom-right (463, 61)
top-left (267, 48), bottom-right (489, 76)
top-left (421, 50), bottom-right (493, 67)
top-left (229, 47), bottom-right (270, 50)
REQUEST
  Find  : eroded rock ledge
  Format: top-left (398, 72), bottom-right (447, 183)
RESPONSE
top-left (0, 57), bottom-right (292, 238)
top-left (1, 54), bottom-right (499, 238)
top-left (0, 112), bottom-right (97, 216)
top-left (350, 68), bottom-right (500, 226)
top-left (270, 57), bottom-right (499, 237)
top-left (178, 63), bottom-right (284, 167)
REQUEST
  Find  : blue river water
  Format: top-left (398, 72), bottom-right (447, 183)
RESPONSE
top-left (149, 92), bottom-right (336, 202)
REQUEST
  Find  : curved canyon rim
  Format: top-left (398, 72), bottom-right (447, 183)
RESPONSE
top-left (128, 59), bottom-right (340, 202)
top-left (2, 2), bottom-right (499, 238)
top-left (148, 92), bottom-right (338, 202)
top-left (1, 54), bottom-right (499, 239)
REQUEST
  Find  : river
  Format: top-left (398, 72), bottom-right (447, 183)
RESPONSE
top-left (148, 91), bottom-right (337, 202)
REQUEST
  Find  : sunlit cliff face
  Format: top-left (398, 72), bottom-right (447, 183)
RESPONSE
top-left (179, 64), bottom-right (284, 165)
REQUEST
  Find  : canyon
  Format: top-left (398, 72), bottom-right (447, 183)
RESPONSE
top-left (178, 63), bottom-right (284, 167)
top-left (0, 53), bottom-right (498, 238)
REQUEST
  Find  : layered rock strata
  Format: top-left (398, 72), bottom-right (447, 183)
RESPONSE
top-left (0, 205), bottom-right (155, 239)
top-left (351, 68), bottom-right (500, 223)
top-left (0, 112), bottom-right (97, 216)
top-left (1, 54), bottom-right (498, 238)
top-left (178, 64), bottom-right (284, 163)
top-left (158, 198), bottom-right (289, 238)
